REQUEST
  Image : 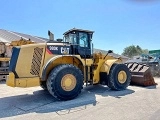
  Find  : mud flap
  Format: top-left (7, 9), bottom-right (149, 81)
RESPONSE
top-left (125, 62), bottom-right (157, 87)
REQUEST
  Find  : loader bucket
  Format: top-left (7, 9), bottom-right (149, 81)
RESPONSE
top-left (125, 62), bottom-right (157, 87)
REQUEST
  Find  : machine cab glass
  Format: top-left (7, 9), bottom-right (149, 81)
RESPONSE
top-left (65, 33), bottom-right (77, 44)
top-left (79, 32), bottom-right (89, 48)
top-left (64, 28), bottom-right (94, 58)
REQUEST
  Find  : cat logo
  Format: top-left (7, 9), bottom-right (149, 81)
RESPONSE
top-left (61, 47), bottom-right (69, 54)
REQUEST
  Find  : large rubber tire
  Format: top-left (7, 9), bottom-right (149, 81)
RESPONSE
top-left (40, 81), bottom-right (47, 90)
top-left (46, 64), bottom-right (83, 101)
top-left (108, 63), bottom-right (131, 90)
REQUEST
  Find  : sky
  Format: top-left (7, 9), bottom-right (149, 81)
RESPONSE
top-left (0, 0), bottom-right (160, 54)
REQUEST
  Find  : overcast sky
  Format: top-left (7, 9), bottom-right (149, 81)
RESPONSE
top-left (0, 0), bottom-right (160, 54)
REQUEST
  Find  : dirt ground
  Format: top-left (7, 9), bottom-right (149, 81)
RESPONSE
top-left (0, 78), bottom-right (160, 120)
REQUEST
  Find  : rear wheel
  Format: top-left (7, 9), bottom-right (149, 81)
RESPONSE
top-left (108, 64), bottom-right (131, 90)
top-left (40, 81), bottom-right (47, 90)
top-left (47, 64), bottom-right (83, 100)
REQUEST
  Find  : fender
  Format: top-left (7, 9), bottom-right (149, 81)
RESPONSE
top-left (100, 59), bottom-right (122, 74)
top-left (41, 55), bottom-right (84, 81)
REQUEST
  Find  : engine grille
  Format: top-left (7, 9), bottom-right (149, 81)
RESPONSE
top-left (30, 47), bottom-right (43, 75)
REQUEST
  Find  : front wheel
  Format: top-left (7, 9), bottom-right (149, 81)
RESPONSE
top-left (47, 64), bottom-right (83, 101)
top-left (108, 64), bottom-right (131, 90)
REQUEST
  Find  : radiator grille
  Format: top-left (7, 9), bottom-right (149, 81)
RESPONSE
top-left (30, 47), bottom-right (43, 75)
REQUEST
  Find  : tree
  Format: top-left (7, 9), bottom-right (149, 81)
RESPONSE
top-left (142, 49), bottom-right (149, 54)
top-left (136, 45), bottom-right (142, 54)
top-left (122, 45), bottom-right (148, 58)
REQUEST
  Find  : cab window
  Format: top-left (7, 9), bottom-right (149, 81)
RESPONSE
top-left (79, 32), bottom-right (89, 47)
top-left (65, 33), bottom-right (77, 44)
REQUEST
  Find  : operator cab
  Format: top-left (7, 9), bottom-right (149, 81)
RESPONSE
top-left (64, 28), bottom-right (94, 58)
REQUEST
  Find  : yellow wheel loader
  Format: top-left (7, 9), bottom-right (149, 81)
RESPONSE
top-left (6, 28), bottom-right (131, 100)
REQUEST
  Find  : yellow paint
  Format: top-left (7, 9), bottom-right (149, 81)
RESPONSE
top-left (61, 74), bottom-right (76, 91)
top-left (6, 72), bottom-right (40, 87)
top-left (6, 72), bottom-right (15, 87)
top-left (0, 57), bottom-right (10, 61)
top-left (92, 53), bottom-right (122, 84)
top-left (41, 42), bottom-right (72, 73)
top-left (100, 59), bottom-right (120, 74)
top-left (93, 59), bottom-right (105, 84)
top-left (85, 59), bottom-right (93, 66)
top-left (43, 55), bottom-right (85, 81)
top-left (65, 79), bottom-right (72, 86)
top-left (10, 39), bottom-right (35, 46)
top-left (15, 77), bottom-right (40, 87)
top-left (87, 66), bottom-right (91, 80)
top-left (118, 71), bottom-right (127, 84)
top-left (40, 48), bottom-right (56, 76)
top-left (15, 43), bottom-right (46, 78)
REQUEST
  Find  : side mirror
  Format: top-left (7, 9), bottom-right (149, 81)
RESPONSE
top-left (104, 50), bottom-right (113, 59)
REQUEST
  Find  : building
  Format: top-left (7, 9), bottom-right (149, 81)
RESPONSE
top-left (0, 29), bottom-right (47, 43)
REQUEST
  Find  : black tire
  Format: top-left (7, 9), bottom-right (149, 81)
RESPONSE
top-left (40, 81), bottom-right (47, 90)
top-left (46, 64), bottom-right (83, 101)
top-left (108, 63), bottom-right (131, 90)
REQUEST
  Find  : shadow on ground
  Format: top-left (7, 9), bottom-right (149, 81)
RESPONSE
top-left (0, 80), bottom-right (6, 84)
top-left (0, 85), bottom-right (134, 118)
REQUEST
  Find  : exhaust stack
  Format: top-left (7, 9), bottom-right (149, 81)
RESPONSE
top-left (48, 30), bottom-right (54, 41)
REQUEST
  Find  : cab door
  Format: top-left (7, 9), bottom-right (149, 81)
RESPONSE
top-left (78, 32), bottom-right (91, 58)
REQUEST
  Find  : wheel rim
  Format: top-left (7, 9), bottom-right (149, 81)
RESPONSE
top-left (61, 74), bottom-right (76, 91)
top-left (118, 71), bottom-right (127, 84)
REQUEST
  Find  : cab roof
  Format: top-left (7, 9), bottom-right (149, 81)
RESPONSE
top-left (63, 28), bottom-right (94, 35)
